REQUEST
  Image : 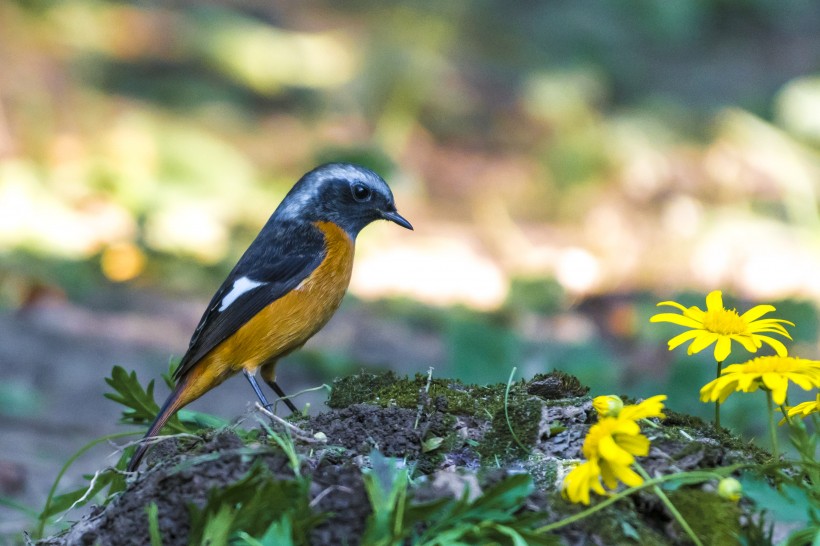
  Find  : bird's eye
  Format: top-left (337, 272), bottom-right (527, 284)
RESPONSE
top-left (351, 183), bottom-right (372, 202)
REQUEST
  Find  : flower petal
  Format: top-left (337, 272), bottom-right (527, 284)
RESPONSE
top-left (598, 435), bottom-right (634, 466)
top-left (615, 433), bottom-right (650, 457)
top-left (761, 373), bottom-right (788, 405)
top-left (756, 336), bottom-right (789, 357)
top-left (619, 395), bottom-right (667, 421)
top-left (667, 329), bottom-right (702, 351)
top-left (714, 336), bottom-right (733, 362)
top-left (611, 463), bottom-right (644, 488)
top-left (650, 313), bottom-right (704, 329)
top-left (705, 290), bottom-right (724, 312)
top-left (687, 331), bottom-right (718, 355)
top-left (739, 304), bottom-right (776, 323)
top-left (655, 300), bottom-right (689, 312)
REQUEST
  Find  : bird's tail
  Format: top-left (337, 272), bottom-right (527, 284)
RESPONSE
top-left (126, 382), bottom-right (190, 472)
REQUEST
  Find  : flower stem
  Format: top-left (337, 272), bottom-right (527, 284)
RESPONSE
top-left (539, 463), bottom-right (751, 535)
top-left (635, 463), bottom-right (704, 546)
top-left (714, 360), bottom-right (723, 429)
top-left (766, 391), bottom-right (779, 461)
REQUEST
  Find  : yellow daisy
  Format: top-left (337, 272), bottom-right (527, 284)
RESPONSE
top-left (785, 393), bottom-right (820, 420)
top-left (700, 356), bottom-right (820, 406)
top-left (563, 395), bottom-right (666, 504)
top-left (584, 417), bottom-right (647, 487)
top-left (650, 290), bottom-right (793, 362)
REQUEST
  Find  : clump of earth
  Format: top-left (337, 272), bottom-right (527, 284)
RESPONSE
top-left (39, 371), bottom-right (764, 545)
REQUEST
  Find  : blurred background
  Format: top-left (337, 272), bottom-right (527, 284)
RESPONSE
top-left (2, 0), bottom-right (820, 539)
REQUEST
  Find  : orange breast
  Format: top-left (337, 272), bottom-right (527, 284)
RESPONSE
top-left (175, 221), bottom-right (354, 406)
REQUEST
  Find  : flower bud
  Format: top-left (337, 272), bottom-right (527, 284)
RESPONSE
top-left (718, 477), bottom-right (742, 502)
top-left (593, 395), bottom-right (623, 417)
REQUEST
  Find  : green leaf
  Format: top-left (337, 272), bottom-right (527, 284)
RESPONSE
top-left (196, 503), bottom-right (234, 546)
top-left (103, 366), bottom-right (188, 434)
top-left (741, 475), bottom-right (812, 523)
top-left (162, 359), bottom-right (181, 391)
top-left (413, 474), bottom-right (550, 546)
top-left (422, 437), bottom-right (444, 453)
top-left (146, 502), bottom-right (163, 546)
top-left (187, 462), bottom-right (317, 545)
top-left (255, 517), bottom-right (297, 546)
top-left (361, 452), bottom-right (410, 544)
top-left (40, 469), bottom-right (118, 519)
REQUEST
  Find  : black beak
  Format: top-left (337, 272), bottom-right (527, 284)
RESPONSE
top-left (381, 210), bottom-right (413, 230)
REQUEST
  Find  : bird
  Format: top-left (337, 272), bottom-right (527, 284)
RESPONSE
top-left (127, 163), bottom-right (412, 471)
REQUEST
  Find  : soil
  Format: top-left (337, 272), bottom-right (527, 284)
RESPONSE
top-left (37, 371), bottom-right (766, 546)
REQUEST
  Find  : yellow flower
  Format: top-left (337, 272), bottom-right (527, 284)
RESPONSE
top-left (562, 459), bottom-right (606, 505)
top-left (785, 393), bottom-right (820, 420)
top-left (619, 395), bottom-right (667, 421)
top-left (700, 356), bottom-right (820, 406)
top-left (650, 290), bottom-right (793, 362)
top-left (593, 395), bottom-right (623, 417)
top-left (583, 417), bottom-right (646, 486)
top-left (563, 395), bottom-right (666, 504)
top-left (593, 395), bottom-right (666, 421)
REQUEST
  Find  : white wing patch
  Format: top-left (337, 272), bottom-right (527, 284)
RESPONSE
top-left (219, 277), bottom-right (266, 312)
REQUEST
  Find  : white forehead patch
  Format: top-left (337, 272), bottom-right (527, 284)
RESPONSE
top-left (219, 277), bottom-right (266, 312)
top-left (277, 163), bottom-right (391, 220)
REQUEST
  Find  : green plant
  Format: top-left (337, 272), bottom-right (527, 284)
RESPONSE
top-left (361, 451), bottom-right (557, 545)
top-left (187, 462), bottom-right (318, 546)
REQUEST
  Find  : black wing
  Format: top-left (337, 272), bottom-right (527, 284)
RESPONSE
top-left (173, 224), bottom-right (325, 381)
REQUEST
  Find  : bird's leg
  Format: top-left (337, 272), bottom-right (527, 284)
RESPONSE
top-left (243, 370), bottom-right (274, 412)
top-left (265, 379), bottom-right (299, 414)
top-left (260, 363), bottom-right (300, 414)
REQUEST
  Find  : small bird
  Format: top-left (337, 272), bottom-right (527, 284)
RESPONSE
top-left (127, 163), bottom-right (412, 471)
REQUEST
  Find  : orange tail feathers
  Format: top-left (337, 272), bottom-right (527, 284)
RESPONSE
top-left (126, 381), bottom-right (190, 472)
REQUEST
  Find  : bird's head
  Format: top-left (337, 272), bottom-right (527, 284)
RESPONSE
top-left (276, 163), bottom-right (412, 237)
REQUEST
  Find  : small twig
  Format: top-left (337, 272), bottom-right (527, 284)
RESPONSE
top-left (122, 433), bottom-right (201, 453)
top-left (309, 485), bottom-right (354, 508)
top-left (255, 403), bottom-right (322, 443)
top-left (56, 470), bottom-right (103, 522)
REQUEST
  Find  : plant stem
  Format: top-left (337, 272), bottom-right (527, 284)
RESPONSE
top-left (35, 430), bottom-right (141, 539)
top-left (715, 360), bottom-right (723, 429)
top-left (536, 464), bottom-right (750, 534)
top-left (634, 464), bottom-right (704, 546)
top-left (766, 391), bottom-right (779, 461)
top-left (504, 366), bottom-right (528, 453)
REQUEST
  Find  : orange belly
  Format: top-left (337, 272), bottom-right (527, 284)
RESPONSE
top-left (175, 221), bottom-right (354, 406)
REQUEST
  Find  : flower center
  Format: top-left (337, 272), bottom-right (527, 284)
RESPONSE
top-left (702, 308), bottom-right (747, 335)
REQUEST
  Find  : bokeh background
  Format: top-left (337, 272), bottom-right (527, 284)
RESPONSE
top-left (2, 0), bottom-right (820, 540)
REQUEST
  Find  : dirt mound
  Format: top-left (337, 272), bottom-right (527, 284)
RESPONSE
top-left (39, 371), bottom-right (760, 546)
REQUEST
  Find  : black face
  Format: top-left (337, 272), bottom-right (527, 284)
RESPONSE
top-left (316, 177), bottom-right (412, 236)
top-left (276, 163), bottom-right (412, 237)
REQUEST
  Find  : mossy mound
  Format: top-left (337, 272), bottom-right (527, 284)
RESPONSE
top-left (40, 371), bottom-right (768, 545)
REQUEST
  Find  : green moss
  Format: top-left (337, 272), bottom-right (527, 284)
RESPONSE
top-left (480, 397), bottom-right (543, 461)
top-left (667, 489), bottom-right (742, 544)
top-left (326, 370), bottom-right (401, 408)
top-left (523, 452), bottom-right (559, 489)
